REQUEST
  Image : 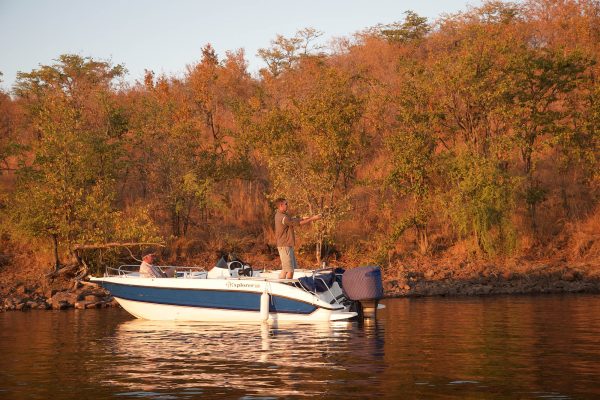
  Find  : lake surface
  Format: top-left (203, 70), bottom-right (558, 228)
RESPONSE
top-left (1, 295), bottom-right (600, 399)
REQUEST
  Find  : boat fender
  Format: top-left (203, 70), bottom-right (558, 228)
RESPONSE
top-left (260, 289), bottom-right (270, 321)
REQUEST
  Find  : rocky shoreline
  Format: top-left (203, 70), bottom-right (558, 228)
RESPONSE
top-left (1, 281), bottom-right (117, 312)
top-left (384, 273), bottom-right (600, 297)
top-left (2, 274), bottom-right (599, 313)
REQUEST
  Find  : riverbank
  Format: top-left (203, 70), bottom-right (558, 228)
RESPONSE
top-left (384, 273), bottom-right (600, 297)
top-left (2, 261), bottom-right (599, 313)
top-left (383, 257), bottom-right (600, 297)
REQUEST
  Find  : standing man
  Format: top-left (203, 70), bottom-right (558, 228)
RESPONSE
top-left (274, 198), bottom-right (321, 279)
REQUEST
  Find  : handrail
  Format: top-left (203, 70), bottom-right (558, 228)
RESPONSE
top-left (104, 264), bottom-right (206, 278)
top-left (302, 268), bottom-right (343, 306)
top-left (314, 276), bottom-right (341, 306)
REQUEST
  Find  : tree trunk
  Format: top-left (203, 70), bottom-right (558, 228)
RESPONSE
top-left (183, 201), bottom-right (193, 237)
top-left (171, 207), bottom-right (181, 237)
top-left (52, 233), bottom-right (60, 272)
top-left (315, 231), bottom-right (323, 266)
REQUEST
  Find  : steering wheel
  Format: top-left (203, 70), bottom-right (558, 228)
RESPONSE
top-left (228, 261), bottom-right (243, 271)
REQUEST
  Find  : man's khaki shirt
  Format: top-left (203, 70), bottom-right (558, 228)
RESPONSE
top-left (275, 210), bottom-right (300, 247)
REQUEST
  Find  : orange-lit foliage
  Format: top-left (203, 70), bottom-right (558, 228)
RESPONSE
top-left (0, 1), bottom-right (598, 279)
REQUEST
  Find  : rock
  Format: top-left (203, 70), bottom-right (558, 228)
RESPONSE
top-left (3, 299), bottom-right (15, 311)
top-left (562, 270), bottom-right (576, 282)
top-left (85, 302), bottom-right (101, 309)
top-left (424, 269), bottom-right (435, 280)
top-left (49, 291), bottom-right (78, 309)
top-left (83, 294), bottom-right (100, 302)
top-left (74, 301), bottom-right (88, 309)
top-left (26, 301), bottom-right (37, 309)
top-left (106, 298), bottom-right (120, 308)
top-left (56, 301), bottom-right (71, 310)
top-left (15, 302), bottom-right (27, 311)
top-left (480, 285), bottom-right (492, 295)
top-left (41, 301), bottom-right (51, 310)
top-left (384, 280), bottom-right (399, 290)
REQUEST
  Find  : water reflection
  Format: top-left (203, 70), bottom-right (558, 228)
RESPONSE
top-left (2, 296), bottom-right (600, 399)
top-left (101, 319), bottom-right (383, 398)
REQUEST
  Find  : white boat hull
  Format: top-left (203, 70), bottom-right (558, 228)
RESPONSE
top-left (115, 297), bottom-right (357, 322)
top-left (91, 274), bottom-right (358, 322)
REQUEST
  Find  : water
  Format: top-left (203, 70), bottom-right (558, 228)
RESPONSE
top-left (1, 295), bottom-right (600, 399)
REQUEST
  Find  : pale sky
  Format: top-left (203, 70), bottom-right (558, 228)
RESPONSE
top-left (0, 0), bottom-right (480, 91)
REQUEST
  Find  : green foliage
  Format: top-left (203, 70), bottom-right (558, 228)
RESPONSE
top-left (370, 11), bottom-right (430, 43)
top-left (251, 65), bottom-right (365, 263)
top-left (2, 0), bottom-right (600, 271)
top-left (384, 65), bottom-right (439, 253)
top-left (258, 28), bottom-right (324, 76)
top-left (504, 47), bottom-right (593, 174)
top-left (9, 55), bottom-right (129, 267)
top-left (555, 78), bottom-right (600, 183)
top-left (0, 90), bottom-right (24, 174)
top-left (525, 184), bottom-right (547, 208)
top-left (113, 206), bottom-right (161, 243)
top-left (443, 151), bottom-right (517, 256)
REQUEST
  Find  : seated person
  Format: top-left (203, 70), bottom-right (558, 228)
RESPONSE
top-left (139, 253), bottom-right (174, 278)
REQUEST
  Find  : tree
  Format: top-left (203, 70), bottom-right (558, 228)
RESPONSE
top-left (258, 28), bottom-right (324, 77)
top-left (368, 11), bottom-right (430, 43)
top-left (252, 63), bottom-right (365, 264)
top-left (124, 47), bottom-right (254, 238)
top-left (10, 55), bottom-right (135, 270)
top-left (126, 71), bottom-right (215, 238)
top-left (423, 7), bottom-right (520, 255)
top-left (443, 150), bottom-right (517, 256)
top-left (0, 79), bottom-right (22, 174)
top-left (503, 47), bottom-right (592, 231)
top-left (385, 64), bottom-right (438, 254)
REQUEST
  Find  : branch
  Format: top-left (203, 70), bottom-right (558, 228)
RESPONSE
top-left (73, 242), bottom-right (166, 251)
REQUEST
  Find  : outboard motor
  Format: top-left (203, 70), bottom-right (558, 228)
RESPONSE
top-left (342, 266), bottom-right (384, 319)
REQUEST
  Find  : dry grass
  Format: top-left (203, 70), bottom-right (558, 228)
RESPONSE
top-left (567, 205), bottom-right (600, 264)
top-left (0, 237), bottom-right (53, 297)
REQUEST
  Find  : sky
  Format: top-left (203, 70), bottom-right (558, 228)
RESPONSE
top-left (0, 0), bottom-right (480, 91)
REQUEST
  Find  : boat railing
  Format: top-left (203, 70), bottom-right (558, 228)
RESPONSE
top-left (314, 267), bottom-right (348, 307)
top-left (171, 266), bottom-right (208, 279)
top-left (104, 265), bottom-right (139, 277)
top-left (280, 267), bottom-right (343, 306)
top-left (105, 265), bottom-right (207, 278)
top-left (315, 275), bottom-right (342, 306)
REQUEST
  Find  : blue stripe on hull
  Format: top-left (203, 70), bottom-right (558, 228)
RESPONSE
top-left (102, 282), bottom-right (317, 314)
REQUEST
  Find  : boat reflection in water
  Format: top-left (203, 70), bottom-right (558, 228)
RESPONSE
top-left (101, 318), bottom-right (384, 398)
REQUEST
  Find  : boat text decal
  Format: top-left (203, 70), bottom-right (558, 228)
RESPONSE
top-left (225, 281), bottom-right (261, 289)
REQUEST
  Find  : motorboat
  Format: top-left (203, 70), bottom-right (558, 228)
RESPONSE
top-left (90, 259), bottom-right (384, 322)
